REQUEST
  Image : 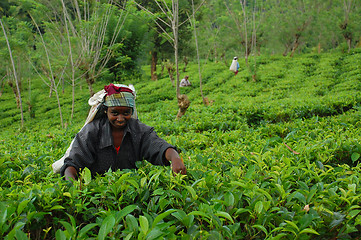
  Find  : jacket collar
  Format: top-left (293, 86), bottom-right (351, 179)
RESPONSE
top-left (99, 118), bottom-right (132, 149)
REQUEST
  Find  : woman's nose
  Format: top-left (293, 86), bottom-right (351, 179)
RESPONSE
top-left (117, 115), bottom-right (124, 121)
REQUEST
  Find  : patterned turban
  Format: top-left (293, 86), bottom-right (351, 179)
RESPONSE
top-left (103, 83), bottom-right (135, 108)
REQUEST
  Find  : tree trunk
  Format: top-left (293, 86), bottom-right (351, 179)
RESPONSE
top-left (241, 0), bottom-right (248, 65)
top-left (252, 74), bottom-right (256, 82)
top-left (282, 46), bottom-right (289, 56)
top-left (54, 89), bottom-right (64, 128)
top-left (318, 42), bottom-right (321, 54)
top-left (85, 72), bottom-right (95, 96)
top-left (0, 74), bottom-right (6, 97)
top-left (191, 0), bottom-right (207, 106)
top-left (160, 61), bottom-right (165, 78)
top-left (166, 64), bottom-right (175, 87)
top-left (183, 56), bottom-right (188, 72)
top-left (221, 52), bottom-right (227, 67)
top-left (8, 80), bottom-right (20, 108)
top-left (151, 51), bottom-right (158, 81)
top-left (176, 94), bottom-right (190, 119)
top-left (1, 19), bottom-right (24, 127)
top-left (290, 33), bottom-right (301, 57)
top-left (172, 0), bottom-right (180, 99)
top-left (347, 38), bottom-right (351, 52)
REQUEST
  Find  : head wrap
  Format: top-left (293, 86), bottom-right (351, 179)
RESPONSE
top-left (103, 83), bottom-right (135, 108)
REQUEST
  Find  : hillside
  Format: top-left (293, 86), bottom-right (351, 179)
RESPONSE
top-left (1, 51), bottom-right (361, 239)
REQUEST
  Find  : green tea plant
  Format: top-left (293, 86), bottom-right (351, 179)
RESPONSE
top-left (1, 52), bottom-right (361, 239)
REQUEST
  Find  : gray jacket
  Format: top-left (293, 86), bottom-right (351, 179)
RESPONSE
top-left (60, 117), bottom-right (173, 176)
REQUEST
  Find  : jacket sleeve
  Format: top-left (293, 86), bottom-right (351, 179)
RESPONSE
top-left (140, 128), bottom-right (173, 166)
top-left (60, 124), bottom-right (98, 176)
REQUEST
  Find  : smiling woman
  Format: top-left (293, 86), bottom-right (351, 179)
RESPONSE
top-left (61, 83), bottom-right (186, 181)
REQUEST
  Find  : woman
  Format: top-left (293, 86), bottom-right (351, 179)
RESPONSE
top-left (229, 57), bottom-right (240, 75)
top-left (61, 83), bottom-right (186, 181)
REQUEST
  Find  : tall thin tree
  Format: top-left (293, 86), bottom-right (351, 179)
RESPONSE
top-left (135, 0), bottom-right (190, 119)
top-left (0, 19), bottom-right (24, 128)
top-left (190, 0), bottom-right (208, 105)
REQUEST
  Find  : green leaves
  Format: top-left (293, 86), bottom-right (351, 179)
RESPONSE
top-left (139, 216), bottom-right (149, 235)
top-left (351, 152), bottom-right (360, 162)
top-left (1, 53), bottom-right (361, 239)
top-left (98, 215), bottom-right (115, 240)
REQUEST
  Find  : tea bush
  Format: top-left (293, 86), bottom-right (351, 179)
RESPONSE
top-left (1, 52), bottom-right (361, 239)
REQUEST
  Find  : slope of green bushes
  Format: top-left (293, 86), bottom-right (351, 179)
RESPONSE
top-left (1, 51), bottom-right (361, 239)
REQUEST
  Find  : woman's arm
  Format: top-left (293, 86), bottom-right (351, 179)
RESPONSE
top-left (165, 148), bottom-right (187, 175)
top-left (64, 166), bottom-right (78, 181)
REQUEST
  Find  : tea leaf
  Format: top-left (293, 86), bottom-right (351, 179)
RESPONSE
top-left (253, 224), bottom-right (268, 235)
top-left (351, 152), bottom-right (360, 162)
top-left (15, 229), bottom-right (28, 239)
top-left (63, 192), bottom-right (71, 198)
top-left (256, 188), bottom-right (272, 201)
top-left (119, 205), bottom-right (138, 219)
top-left (215, 211), bottom-right (234, 224)
top-left (124, 233), bottom-right (133, 240)
top-left (184, 185), bottom-right (197, 200)
top-left (299, 228), bottom-right (319, 235)
top-left (55, 230), bottom-right (66, 240)
top-left (126, 215), bottom-right (139, 232)
top-left (59, 221), bottom-right (75, 237)
top-left (171, 210), bottom-right (186, 221)
top-left (330, 212), bottom-right (345, 228)
top-left (139, 215), bottom-right (149, 235)
top-left (98, 215), bottom-right (115, 240)
top-left (299, 213), bottom-right (314, 230)
top-left (153, 209), bottom-right (177, 227)
top-left (348, 210), bottom-right (361, 219)
top-left (292, 192), bottom-right (306, 205)
top-left (78, 223), bottom-right (98, 239)
top-left (147, 228), bottom-right (163, 240)
top-left (284, 220), bottom-right (299, 232)
top-left (306, 188), bottom-right (317, 203)
top-left (140, 177), bottom-right (147, 188)
top-left (126, 179), bottom-right (139, 190)
top-left (83, 167), bottom-right (91, 185)
top-left (254, 201), bottom-right (264, 214)
top-left (224, 192), bottom-right (235, 207)
top-left (17, 199), bottom-right (30, 215)
top-left (5, 222), bottom-right (25, 240)
top-left (50, 205), bottom-right (65, 211)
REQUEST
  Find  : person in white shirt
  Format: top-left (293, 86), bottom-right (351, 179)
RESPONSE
top-left (229, 57), bottom-right (240, 75)
top-left (180, 76), bottom-right (191, 87)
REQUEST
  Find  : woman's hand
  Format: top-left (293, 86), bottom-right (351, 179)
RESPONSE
top-left (64, 166), bottom-right (78, 181)
top-left (165, 148), bottom-right (187, 175)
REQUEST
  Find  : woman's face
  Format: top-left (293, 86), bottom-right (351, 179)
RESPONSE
top-left (107, 106), bottom-right (132, 129)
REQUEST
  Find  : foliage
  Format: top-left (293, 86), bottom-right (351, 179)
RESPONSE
top-left (1, 52), bottom-right (361, 239)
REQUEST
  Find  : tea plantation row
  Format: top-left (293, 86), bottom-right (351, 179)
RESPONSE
top-left (1, 51), bottom-right (361, 239)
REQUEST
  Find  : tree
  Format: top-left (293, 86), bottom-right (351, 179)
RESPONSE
top-left (198, 0), bottom-right (236, 62)
top-left (135, 0), bottom-right (193, 82)
top-left (0, 19), bottom-right (24, 128)
top-left (31, 12), bottom-right (66, 127)
top-left (189, 0), bottom-right (208, 105)
top-left (45, 0), bottom-right (129, 96)
top-left (334, 0), bottom-right (361, 52)
top-left (135, 0), bottom-right (191, 118)
top-left (266, 0), bottom-right (320, 57)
